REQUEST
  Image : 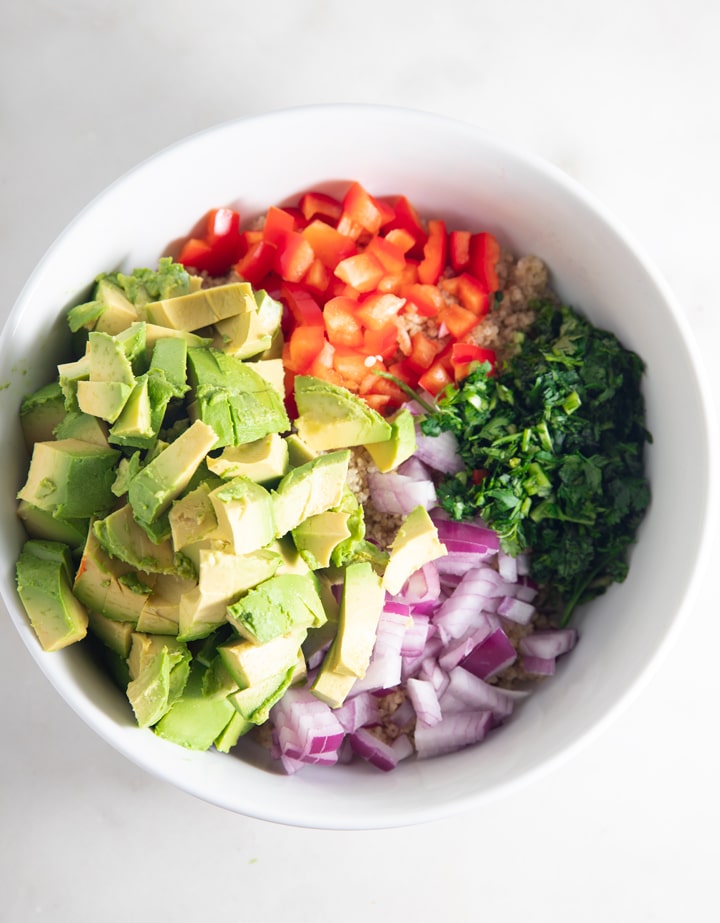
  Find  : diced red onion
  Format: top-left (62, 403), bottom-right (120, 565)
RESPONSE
top-left (392, 561), bottom-right (441, 607)
top-left (349, 727), bottom-right (412, 772)
top-left (459, 627), bottom-right (517, 680)
top-left (496, 595), bottom-right (536, 626)
top-left (438, 623), bottom-right (494, 671)
top-left (406, 677), bottom-right (443, 726)
top-left (521, 655), bottom-right (556, 676)
top-left (418, 657), bottom-right (450, 698)
top-left (334, 691), bottom-right (382, 733)
top-left (400, 613), bottom-right (431, 657)
top-left (397, 456), bottom-right (433, 481)
top-left (367, 470), bottom-right (437, 515)
top-left (441, 667), bottom-right (516, 720)
top-left (519, 628), bottom-right (578, 660)
top-left (432, 516), bottom-right (501, 553)
top-left (497, 551), bottom-right (518, 583)
top-left (414, 710), bottom-right (494, 759)
top-left (413, 428), bottom-right (465, 474)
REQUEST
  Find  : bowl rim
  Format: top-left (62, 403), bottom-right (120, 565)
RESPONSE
top-left (2, 103), bottom-right (718, 829)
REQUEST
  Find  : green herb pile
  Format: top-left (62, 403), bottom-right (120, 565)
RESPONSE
top-left (420, 300), bottom-right (651, 625)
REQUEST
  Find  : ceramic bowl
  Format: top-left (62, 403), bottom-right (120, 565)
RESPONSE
top-left (0, 105), bottom-right (715, 828)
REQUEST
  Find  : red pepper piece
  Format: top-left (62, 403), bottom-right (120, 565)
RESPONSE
top-left (438, 302), bottom-right (478, 339)
top-left (178, 207), bottom-right (243, 276)
top-left (323, 296), bottom-right (364, 348)
top-left (366, 235), bottom-right (407, 275)
top-left (402, 282), bottom-right (444, 318)
top-left (281, 282), bottom-right (325, 327)
top-left (299, 191), bottom-right (343, 225)
top-left (383, 196), bottom-right (428, 258)
top-left (287, 324), bottom-right (327, 373)
top-left (417, 220), bottom-right (447, 285)
top-left (263, 205), bottom-right (297, 247)
top-left (418, 359), bottom-right (454, 397)
top-left (468, 232), bottom-right (501, 292)
top-left (234, 239), bottom-right (276, 287)
top-left (275, 230), bottom-right (315, 283)
top-left (356, 292), bottom-right (405, 330)
top-left (455, 273), bottom-right (491, 316)
top-left (337, 182), bottom-right (389, 238)
top-left (406, 330), bottom-right (442, 373)
top-left (450, 342), bottom-right (497, 380)
top-left (301, 220), bottom-right (357, 269)
top-left (334, 251), bottom-right (386, 292)
top-left (448, 230), bottom-right (471, 272)
top-left (363, 323), bottom-right (399, 360)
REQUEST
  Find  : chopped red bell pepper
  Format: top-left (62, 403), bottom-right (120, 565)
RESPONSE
top-left (418, 359), bottom-right (454, 396)
top-left (275, 230), bottom-right (315, 283)
top-left (406, 330), bottom-right (442, 372)
top-left (281, 282), bottom-right (324, 327)
top-left (299, 191), bottom-right (342, 225)
top-left (301, 220), bottom-right (357, 270)
top-left (438, 302), bottom-right (479, 339)
top-left (468, 232), bottom-right (501, 292)
top-left (263, 206), bottom-right (297, 247)
top-left (234, 239), bottom-right (276, 287)
top-left (178, 207), bottom-right (243, 277)
top-left (337, 182), bottom-right (392, 238)
top-left (455, 273), bottom-right (491, 316)
top-left (402, 282), bottom-right (443, 318)
top-left (450, 342), bottom-right (497, 379)
top-left (363, 323), bottom-right (398, 360)
top-left (356, 292), bottom-right (405, 330)
top-left (417, 220), bottom-right (447, 286)
top-left (286, 325), bottom-right (327, 373)
top-left (448, 230), bottom-right (471, 272)
top-left (334, 251), bottom-right (386, 292)
top-left (383, 196), bottom-right (428, 257)
top-left (366, 235), bottom-right (407, 275)
top-left (323, 296), bottom-right (364, 348)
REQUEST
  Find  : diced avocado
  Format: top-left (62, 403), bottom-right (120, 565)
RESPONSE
top-left (228, 663), bottom-right (295, 725)
top-left (381, 505), bottom-right (447, 595)
top-left (86, 330), bottom-right (136, 386)
top-left (271, 449), bottom-right (350, 538)
top-left (214, 711), bottom-right (253, 752)
top-left (268, 535), bottom-right (312, 576)
top-left (284, 433), bottom-right (317, 468)
top-left (108, 375), bottom-right (153, 443)
top-left (15, 540), bottom-right (88, 652)
top-left (103, 258), bottom-right (194, 309)
top-left (54, 411), bottom-right (110, 447)
top-left (19, 381), bottom-right (66, 450)
top-left (213, 288), bottom-right (283, 361)
top-left (149, 336), bottom-right (188, 398)
top-left (125, 632), bottom-right (191, 728)
top-left (319, 561), bottom-right (384, 679)
top-left (207, 476), bottom-right (275, 555)
top-left (57, 355), bottom-right (90, 410)
top-left (292, 510), bottom-right (353, 570)
top-left (202, 654), bottom-right (240, 699)
top-left (363, 407), bottom-right (417, 472)
top-left (136, 573), bottom-right (194, 635)
top-left (168, 480), bottom-right (221, 553)
top-left (247, 358), bottom-right (285, 399)
top-left (187, 347), bottom-right (290, 448)
top-left (293, 375), bottom-right (392, 451)
top-left (127, 419), bottom-right (217, 526)
top-left (17, 438), bottom-right (120, 520)
top-left (93, 504), bottom-right (194, 578)
top-left (17, 500), bottom-right (89, 551)
top-left (87, 609), bottom-right (135, 658)
top-left (74, 528), bottom-right (154, 622)
top-left (226, 572), bottom-right (327, 644)
top-left (205, 433), bottom-right (289, 485)
top-left (143, 324), bottom-right (212, 354)
top-left (219, 626), bottom-right (307, 690)
top-left (76, 379), bottom-right (134, 423)
top-left (310, 666), bottom-right (358, 710)
top-left (177, 546), bottom-right (281, 642)
top-left (153, 661), bottom-right (236, 750)
top-left (146, 282), bottom-right (252, 331)
top-left (92, 277), bottom-right (139, 334)
top-left (113, 322), bottom-right (148, 366)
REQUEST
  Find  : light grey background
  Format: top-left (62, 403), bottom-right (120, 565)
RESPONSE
top-left (2, 2), bottom-right (718, 920)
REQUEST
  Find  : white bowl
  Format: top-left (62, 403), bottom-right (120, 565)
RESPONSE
top-left (0, 105), bottom-right (715, 829)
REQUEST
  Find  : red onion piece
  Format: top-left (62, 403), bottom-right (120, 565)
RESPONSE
top-left (367, 469), bottom-right (437, 514)
top-left (459, 627), bottom-right (517, 680)
top-left (406, 677), bottom-right (443, 726)
top-left (441, 667), bottom-right (516, 720)
top-left (414, 710), bottom-right (494, 759)
top-left (349, 728), bottom-right (413, 772)
top-left (519, 628), bottom-right (578, 660)
top-left (334, 691), bottom-right (382, 733)
top-left (496, 595), bottom-right (536, 625)
top-left (413, 428), bottom-right (465, 474)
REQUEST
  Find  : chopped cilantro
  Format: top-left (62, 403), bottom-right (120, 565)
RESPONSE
top-left (421, 300), bottom-right (651, 625)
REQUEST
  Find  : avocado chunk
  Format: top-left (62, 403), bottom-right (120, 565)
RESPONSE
top-left (17, 500), bottom-right (89, 551)
top-left (93, 277), bottom-right (140, 334)
top-left (226, 572), bottom-right (327, 644)
top-left (293, 375), bottom-right (392, 451)
top-left (207, 476), bottom-right (275, 554)
top-left (168, 479), bottom-right (221, 554)
top-left (214, 711), bottom-right (253, 752)
top-left (149, 335), bottom-right (189, 398)
top-left (17, 438), bottom-right (120, 520)
top-left (284, 433), bottom-right (317, 468)
top-left (205, 433), bottom-right (289, 484)
top-left (219, 626), bottom-right (307, 690)
top-left (125, 632), bottom-right (191, 728)
top-left (291, 510), bottom-right (353, 570)
top-left (74, 528), bottom-right (154, 622)
top-left (363, 407), bottom-right (417, 472)
top-left (19, 381), bottom-right (67, 450)
top-left (54, 410), bottom-right (110, 447)
top-left (187, 347), bottom-right (290, 449)
top-left (320, 561), bottom-right (384, 679)
top-left (15, 540), bottom-right (88, 652)
top-left (76, 380), bottom-right (134, 424)
top-left (153, 661), bottom-right (236, 750)
top-left (136, 573), bottom-right (194, 635)
top-left (271, 449), bottom-right (350, 538)
top-left (86, 330), bottom-right (136, 385)
top-left (93, 504), bottom-right (194, 578)
top-left (87, 609), bottom-right (135, 658)
top-left (177, 546), bottom-right (281, 642)
top-left (381, 505), bottom-right (447, 595)
top-left (57, 355), bottom-right (91, 411)
top-left (228, 663), bottom-right (295, 725)
top-left (146, 282), bottom-right (251, 331)
top-left (212, 284), bottom-right (282, 359)
top-left (102, 258), bottom-right (196, 310)
top-left (127, 419), bottom-right (217, 526)
top-left (108, 375), bottom-right (154, 444)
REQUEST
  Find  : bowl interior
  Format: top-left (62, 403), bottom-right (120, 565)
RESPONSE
top-left (0, 105), bottom-right (714, 828)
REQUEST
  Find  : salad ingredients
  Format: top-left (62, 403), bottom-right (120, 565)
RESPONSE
top-left (11, 182), bottom-right (649, 773)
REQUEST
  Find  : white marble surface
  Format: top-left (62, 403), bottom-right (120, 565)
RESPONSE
top-left (2, 2), bottom-right (719, 919)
